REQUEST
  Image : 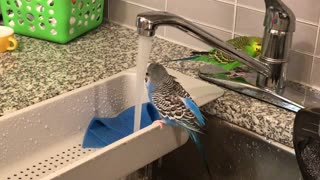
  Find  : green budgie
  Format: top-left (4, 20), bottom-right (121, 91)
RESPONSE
top-left (171, 36), bottom-right (262, 71)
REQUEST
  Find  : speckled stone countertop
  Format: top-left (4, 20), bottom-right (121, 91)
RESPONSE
top-left (0, 22), bottom-right (295, 147)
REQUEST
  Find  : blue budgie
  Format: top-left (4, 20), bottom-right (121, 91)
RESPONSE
top-left (145, 63), bottom-right (212, 178)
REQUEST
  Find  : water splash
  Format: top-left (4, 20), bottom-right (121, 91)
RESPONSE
top-left (133, 36), bottom-right (153, 132)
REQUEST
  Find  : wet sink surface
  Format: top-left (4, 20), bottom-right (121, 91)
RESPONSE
top-left (156, 114), bottom-right (302, 180)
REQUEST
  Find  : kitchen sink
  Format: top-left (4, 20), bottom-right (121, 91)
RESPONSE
top-left (154, 114), bottom-right (303, 180)
top-left (0, 67), bottom-right (223, 180)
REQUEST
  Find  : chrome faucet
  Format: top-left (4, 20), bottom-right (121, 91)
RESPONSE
top-left (136, 0), bottom-right (303, 112)
top-left (257, 0), bottom-right (295, 91)
top-left (136, 0), bottom-right (295, 92)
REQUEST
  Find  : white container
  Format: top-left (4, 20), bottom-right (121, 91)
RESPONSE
top-left (0, 67), bottom-right (224, 180)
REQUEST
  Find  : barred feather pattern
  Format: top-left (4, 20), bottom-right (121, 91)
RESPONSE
top-left (228, 36), bottom-right (251, 49)
top-left (210, 50), bottom-right (234, 64)
top-left (151, 75), bottom-right (204, 133)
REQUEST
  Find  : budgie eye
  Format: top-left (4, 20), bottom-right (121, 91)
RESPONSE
top-left (146, 72), bottom-right (149, 76)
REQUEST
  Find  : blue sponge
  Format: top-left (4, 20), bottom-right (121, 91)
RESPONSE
top-left (82, 103), bottom-right (160, 148)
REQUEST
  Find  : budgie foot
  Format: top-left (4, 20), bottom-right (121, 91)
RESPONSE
top-left (153, 120), bottom-right (165, 129)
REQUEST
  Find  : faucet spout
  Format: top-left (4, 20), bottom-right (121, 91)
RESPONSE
top-left (136, 11), bottom-right (271, 77)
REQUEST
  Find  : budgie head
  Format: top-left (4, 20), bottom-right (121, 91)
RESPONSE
top-left (247, 37), bottom-right (262, 57)
top-left (145, 63), bottom-right (169, 85)
top-left (228, 36), bottom-right (262, 58)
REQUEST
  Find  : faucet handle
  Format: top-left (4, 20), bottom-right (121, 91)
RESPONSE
top-left (264, 0), bottom-right (296, 32)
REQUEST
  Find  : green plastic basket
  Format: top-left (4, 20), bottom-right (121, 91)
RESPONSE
top-left (0, 0), bottom-right (104, 43)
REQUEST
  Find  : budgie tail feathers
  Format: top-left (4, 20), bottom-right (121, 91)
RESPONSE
top-left (188, 130), bottom-right (212, 179)
top-left (175, 118), bottom-right (204, 135)
top-left (166, 55), bottom-right (200, 62)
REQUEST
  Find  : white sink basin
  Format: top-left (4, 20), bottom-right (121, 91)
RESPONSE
top-left (0, 67), bottom-right (224, 180)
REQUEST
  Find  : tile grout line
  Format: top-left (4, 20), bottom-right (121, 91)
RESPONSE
top-left (236, 4), bottom-right (318, 27)
top-left (236, 3), bottom-right (265, 13)
top-left (231, 0), bottom-right (238, 38)
top-left (119, 0), bottom-right (161, 11)
top-left (164, 0), bottom-right (168, 37)
top-left (191, 20), bottom-right (233, 34)
top-left (164, 0), bottom-right (168, 11)
top-left (296, 19), bottom-right (319, 27)
top-left (309, 17), bottom-right (320, 85)
top-left (213, 0), bottom-right (235, 6)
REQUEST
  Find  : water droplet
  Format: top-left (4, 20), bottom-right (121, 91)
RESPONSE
top-left (29, 138), bottom-right (33, 141)
top-left (78, 126), bottom-right (81, 130)
top-left (2, 133), bottom-right (6, 137)
top-left (34, 140), bottom-right (38, 144)
top-left (277, 148), bottom-right (281, 152)
top-left (44, 125), bottom-right (48, 129)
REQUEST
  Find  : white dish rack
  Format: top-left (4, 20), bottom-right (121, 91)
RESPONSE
top-left (0, 68), bottom-right (224, 180)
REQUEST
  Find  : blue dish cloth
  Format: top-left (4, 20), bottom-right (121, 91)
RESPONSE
top-left (82, 103), bottom-right (160, 148)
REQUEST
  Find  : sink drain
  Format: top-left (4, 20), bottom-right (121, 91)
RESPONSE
top-left (5, 144), bottom-right (96, 180)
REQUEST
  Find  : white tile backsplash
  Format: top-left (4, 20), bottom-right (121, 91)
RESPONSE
top-left (238, 0), bottom-right (320, 24)
top-left (109, 0), bottom-right (320, 87)
top-left (167, 0), bottom-right (234, 30)
top-left (311, 57), bottom-right (320, 88)
top-left (282, 0), bottom-right (320, 24)
top-left (120, 0), bottom-right (166, 10)
top-left (109, 0), bottom-right (165, 36)
top-left (292, 22), bottom-right (318, 55)
top-left (238, 0), bottom-right (265, 11)
top-left (316, 30), bottom-right (320, 57)
top-left (287, 51), bottom-right (313, 84)
top-left (165, 24), bottom-right (232, 51)
top-left (235, 7), bottom-right (264, 36)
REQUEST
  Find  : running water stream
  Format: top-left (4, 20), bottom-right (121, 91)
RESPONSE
top-left (133, 36), bottom-right (153, 132)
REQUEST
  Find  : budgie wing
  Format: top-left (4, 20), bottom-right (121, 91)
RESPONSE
top-left (181, 97), bottom-right (206, 127)
top-left (171, 78), bottom-right (192, 98)
top-left (152, 92), bottom-right (203, 134)
top-left (171, 80), bottom-right (205, 127)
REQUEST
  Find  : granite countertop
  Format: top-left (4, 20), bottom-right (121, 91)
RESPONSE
top-left (0, 22), bottom-right (296, 148)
